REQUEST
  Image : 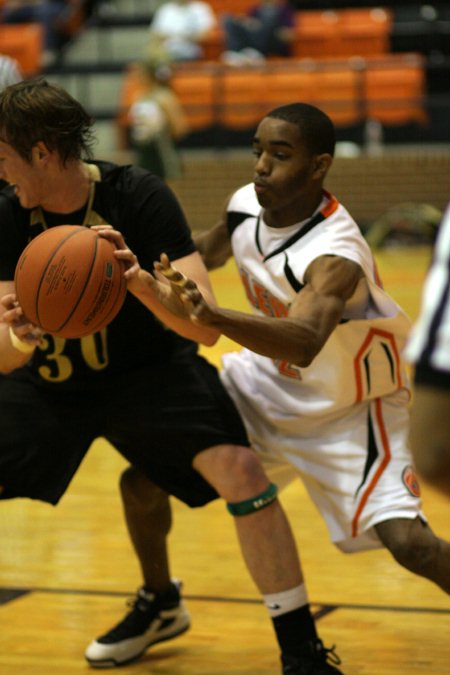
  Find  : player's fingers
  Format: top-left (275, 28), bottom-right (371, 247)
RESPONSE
top-left (157, 262), bottom-right (181, 281)
top-left (157, 263), bottom-right (194, 290)
top-left (156, 254), bottom-right (185, 281)
top-left (115, 248), bottom-right (136, 263)
top-left (94, 227), bottom-right (126, 249)
top-left (91, 224), bottom-right (113, 231)
top-left (183, 286), bottom-right (202, 303)
top-left (1, 293), bottom-right (18, 307)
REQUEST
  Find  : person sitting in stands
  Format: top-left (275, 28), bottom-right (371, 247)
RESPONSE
top-left (148, 0), bottom-right (217, 61)
top-left (221, 0), bottom-right (295, 65)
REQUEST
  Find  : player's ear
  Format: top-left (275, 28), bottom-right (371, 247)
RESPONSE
top-left (312, 153), bottom-right (333, 179)
top-left (31, 142), bottom-right (50, 164)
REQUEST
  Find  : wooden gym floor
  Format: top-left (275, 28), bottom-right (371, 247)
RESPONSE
top-left (1, 247), bottom-right (449, 674)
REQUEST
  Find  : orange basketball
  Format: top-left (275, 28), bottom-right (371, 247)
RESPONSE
top-left (14, 225), bottom-right (127, 339)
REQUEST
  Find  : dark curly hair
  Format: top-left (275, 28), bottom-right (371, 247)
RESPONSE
top-left (0, 78), bottom-right (96, 164)
top-left (267, 102), bottom-right (336, 157)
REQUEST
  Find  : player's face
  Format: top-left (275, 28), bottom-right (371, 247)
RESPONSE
top-left (252, 116), bottom-right (324, 227)
top-left (0, 140), bottom-right (44, 208)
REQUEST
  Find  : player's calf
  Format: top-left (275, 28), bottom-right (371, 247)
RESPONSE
top-left (375, 517), bottom-right (450, 594)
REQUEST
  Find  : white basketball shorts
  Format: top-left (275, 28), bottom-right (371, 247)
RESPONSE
top-left (221, 364), bottom-right (423, 553)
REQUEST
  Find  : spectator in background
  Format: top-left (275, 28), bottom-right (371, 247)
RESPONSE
top-left (0, 53), bottom-right (23, 89)
top-left (127, 57), bottom-right (190, 181)
top-left (2, 0), bottom-right (69, 61)
top-left (1, 0), bottom-right (81, 65)
top-left (0, 54), bottom-right (23, 190)
top-left (148, 0), bottom-right (217, 61)
top-left (405, 202), bottom-right (450, 496)
top-left (221, 0), bottom-right (295, 65)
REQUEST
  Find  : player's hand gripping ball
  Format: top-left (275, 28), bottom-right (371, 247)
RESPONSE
top-left (14, 225), bottom-right (127, 338)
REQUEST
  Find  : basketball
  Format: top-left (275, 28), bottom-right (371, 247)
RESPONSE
top-left (14, 225), bottom-right (127, 339)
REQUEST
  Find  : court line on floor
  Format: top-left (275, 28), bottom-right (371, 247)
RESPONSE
top-left (1, 585), bottom-right (449, 616)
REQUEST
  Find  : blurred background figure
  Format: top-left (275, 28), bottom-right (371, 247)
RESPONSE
top-left (221, 0), bottom-right (295, 65)
top-left (117, 53), bottom-right (189, 181)
top-left (1, 0), bottom-right (95, 65)
top-left (0, 52), bottom-right (23, 88)
top-left (148, 0), bottom-right (217, 62)
top-left (0, 53), bottom-right (23, 188)
top-left (405, 201), bottom-right (450, 497)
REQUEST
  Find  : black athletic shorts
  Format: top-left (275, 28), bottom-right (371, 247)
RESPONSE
top-left (0, 354), bottom-right (249, 507)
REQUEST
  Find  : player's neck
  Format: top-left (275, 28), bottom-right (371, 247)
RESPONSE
top-left (39, 161), bottom-right (93, 215)
top-left (264, 191), bottom-right (325, 229)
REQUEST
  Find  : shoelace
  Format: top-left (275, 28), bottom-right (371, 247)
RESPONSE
top-left (127, 592), bottom-right (156, 613)
top-left (322, 644), bottom-right (341, 666)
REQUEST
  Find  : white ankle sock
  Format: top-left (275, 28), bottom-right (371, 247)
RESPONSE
top-left (263, 584), bottom-right (309, 618)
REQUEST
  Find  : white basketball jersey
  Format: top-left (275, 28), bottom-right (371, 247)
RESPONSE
top-left (222, 184), bottom-right (412, 426)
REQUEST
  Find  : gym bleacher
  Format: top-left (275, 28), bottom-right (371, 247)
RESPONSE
top-left (0, 1), bottom-right (449, 154)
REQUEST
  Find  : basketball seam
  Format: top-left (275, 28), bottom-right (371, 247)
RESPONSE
top-left (52, 232), bottom-right (99, 334)
top-left (34, 227), bottom-right (96, 331)
top-left (86, 261), bottom-right (126, 336)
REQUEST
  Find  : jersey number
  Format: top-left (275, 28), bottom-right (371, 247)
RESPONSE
top-left (38, 330), bottom-right (109, 382)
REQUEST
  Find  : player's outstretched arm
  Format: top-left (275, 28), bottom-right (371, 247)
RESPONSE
top-left (94, 227), bottom-right (220, 347)
top-left (162, 254), bottom-right (364, 366)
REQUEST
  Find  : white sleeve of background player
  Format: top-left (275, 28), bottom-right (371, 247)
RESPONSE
top-left (405, 202), bottom-right (450, 370)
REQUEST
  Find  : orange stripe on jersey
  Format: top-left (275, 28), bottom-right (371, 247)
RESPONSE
top-left (321, 191), bottom-right (339, 219)
top-left (354, 327), bottom-right (403, 402)
top-left (351, 398), bottom-right (391, 537)
top-left (372, 257), bottom-right (384, 289)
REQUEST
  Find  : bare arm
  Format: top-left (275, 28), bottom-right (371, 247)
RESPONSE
top-left (0, 281), bottom-right (43, 373)
top-left (95, 228), bottom-right (220, 346)
top-left (174, 254), bottom-right (365, 366)
top-left (193, 198), bottom-right (233, 271)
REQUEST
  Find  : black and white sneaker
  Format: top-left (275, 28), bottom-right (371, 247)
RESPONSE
top-left (282, 639), bottom-right (343, 674)
top-left (85, 580), bottom-right (191, 667)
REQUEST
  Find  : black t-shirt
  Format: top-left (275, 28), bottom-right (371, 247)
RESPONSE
top-left (0, 160), bottom-right (198, 390)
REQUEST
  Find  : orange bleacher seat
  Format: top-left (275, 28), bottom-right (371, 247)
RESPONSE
top-left (0, 23), bottom-right (43, 76)
top-left (292, 8), bottom-right (391, 60)
top-left (339, 7), bottom-right (392, 58)
top-left (119, 54), bottom-right (426, 140)
top-left (292, 11), bottom-right (341, 59)
top-left (218, 67), bottom-right (266, 129)
top-left (219, 61), bottom-right (363, 131)
top-left (208, 0), bottom-right (256, 17)
top-left (264, 63), bottom-right (362, 128)
top-left (307, 67), bottom-right (363, 127)
top-left (171, 65), bottom-right (218, 129)
top-left (363, 54), bottom-right (427, 125)
top-left (263, 68), bottom-right (314, 108)
top-left (199, 25), bottom-right (225, 61)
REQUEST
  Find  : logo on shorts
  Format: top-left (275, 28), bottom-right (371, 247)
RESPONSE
top-left (402, 465), bottom-right (421, 497)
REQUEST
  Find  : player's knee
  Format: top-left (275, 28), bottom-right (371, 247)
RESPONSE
top-left (195, 444), bottom-right (268, 500)
top-left (218, 445), bottom-right (267, 490)
top-left (119, 466), bottom-right (169, 514)
top-left (376, 518), bottom-right (439, 575)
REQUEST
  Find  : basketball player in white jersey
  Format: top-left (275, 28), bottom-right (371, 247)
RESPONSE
top-left (87, 103), bottom-right (449, 674)
top-left (189, 103), bottom-right (450, 577)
